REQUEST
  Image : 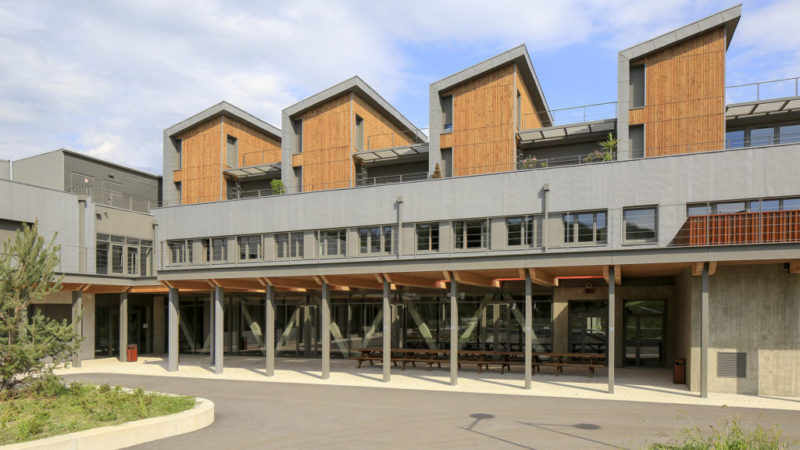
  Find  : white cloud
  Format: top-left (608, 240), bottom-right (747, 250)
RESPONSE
top-left (0, 0), bottom-right (797, 174)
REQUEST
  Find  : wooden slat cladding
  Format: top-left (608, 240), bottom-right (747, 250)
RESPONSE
top-left (175, 118), bottom-right (223, 204)
top-left (677, 211), bottom-right (800, 246)
top-left (630, 27), bottom-right (726, 157)
top-left (352, 95), bottom-right (416, 151)
top-left (297, 94), bottom-right (352, 192)
top-left (515, 67), bottom-right (541, 131)
top-left (222, 117), bottom-right (281, 167)
top-left (443, 64), bottom-right (516, 176)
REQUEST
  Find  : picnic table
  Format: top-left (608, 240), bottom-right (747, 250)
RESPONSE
top-left (353, 348), bottom-right (605, 377)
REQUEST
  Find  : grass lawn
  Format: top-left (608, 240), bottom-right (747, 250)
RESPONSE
top-left (0, 377), bottom-right (195, 445)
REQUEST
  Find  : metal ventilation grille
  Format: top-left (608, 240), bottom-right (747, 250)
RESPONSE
top-left (717, 352), bottom-right (746, 378)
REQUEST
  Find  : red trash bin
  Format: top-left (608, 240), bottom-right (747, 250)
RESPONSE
top-left (126, 345), bottom-right (138, 362)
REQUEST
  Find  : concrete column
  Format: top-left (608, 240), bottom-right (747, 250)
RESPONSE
top-left (209, 292), bottom-right (215, 365)
top-left (119, 292), bottom-right (128, 362)
top-left (71, 291), bottom-right (83, 368)
top-left (214, 286), bottom-right (224, 375)
top-left (524, 270), bottom-right (532, 389)
top-left (608, 265), bottom-right (615, 394)
top-left (321, 283), bottom-right (330, 379)
top-left (701, 263), bottom-right (709, 398)
top-left (382, 277), bottom-right (391, 383)
top-left (450, 278), bottom-right (458, 386)
top-left (265, 285), bottom-right (275, 376)
top-left (168, 288), bottom-right (179, 372)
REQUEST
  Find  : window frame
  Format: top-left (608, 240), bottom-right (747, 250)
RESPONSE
top-left (506, 215), bottom-right (540, 248)
top-left (416, 222), bottom-right (440, 253)
top-left (318, 229), bottom-right (347, 258)
top-left (358, 225), bottom-right (394, 256)
top-left (562, 210), bottom-right (607, 246)
top-left (453, 219), bottom-right (490, 250)
top-left (622, 206), bottom-right (658, 244)
top-left (238, 235), bottom-right (262, 262)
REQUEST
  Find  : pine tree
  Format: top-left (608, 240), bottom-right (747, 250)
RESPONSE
top-left (0, 221), bottom-right (82, 393)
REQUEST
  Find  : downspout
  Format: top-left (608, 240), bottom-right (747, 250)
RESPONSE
top-left (542, 184), bottom-right (550, 251)
top-left (396, 196), bottom-right (404, 259)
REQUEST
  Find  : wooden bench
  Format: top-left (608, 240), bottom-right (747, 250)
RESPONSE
top-left (534, 353), bottom-right (606, 377)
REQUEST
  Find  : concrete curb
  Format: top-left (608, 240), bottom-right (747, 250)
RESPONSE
top-left (2, 397), bottom-right (214, 450)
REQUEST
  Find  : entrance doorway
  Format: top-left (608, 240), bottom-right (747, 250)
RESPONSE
top-left (623, 300), bottom-right (665, 367)
top-left (276, 299), bottom-right (318, 358)
top-left (568, 300), bottom-right (608, 354)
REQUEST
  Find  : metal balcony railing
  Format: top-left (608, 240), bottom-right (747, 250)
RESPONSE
top-left (726, 76), bottom-right (800, 104)
top-left (355, 172), bottom-right (429, 186)
top-left (674, 210), bottom-right (800, 247)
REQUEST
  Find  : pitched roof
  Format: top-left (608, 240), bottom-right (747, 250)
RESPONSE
top-left (430, 45), bottom-right (552, 127)
top-left (283, 76), bottom-right (428, 144)
top-left (619, 4), bottom-right (742, 60)
top-left (164, 101), bottom-right (281, 140)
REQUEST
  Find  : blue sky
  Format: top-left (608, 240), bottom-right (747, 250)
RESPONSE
top-left (1, 0), bottom-right (798, 174)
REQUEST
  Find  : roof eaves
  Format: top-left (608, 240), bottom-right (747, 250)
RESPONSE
top-left (164, 101), bottom-right (281, 140)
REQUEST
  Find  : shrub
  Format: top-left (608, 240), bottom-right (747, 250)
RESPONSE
top-left (649, 418), bottom-right (792, 449)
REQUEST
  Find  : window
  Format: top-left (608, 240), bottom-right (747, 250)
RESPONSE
top-left (238, 235), bottom-right (261, 261)
top-left (294, 120), bottom-right (303, 153)
top-left (277, 232), bottom-right (304, 259)
top-left (750, 128), bottom-right (774, 147)
top-left (416, 223), bottom-right (439, 252)
top-left (629, 64), bottom-right (645, 108)
top-left (687, 204), bottom-right (710, 216)
top-left (441, 95), bottom-right (453, 133)
top-left (127, 247), bottom-right (138, 275)
top-left (359, 226), bottom-right (393, 255)
top-left (96, 240), bottom-right (109, 274)
top-left (507, 215), bottom-right (540, 247)
top-left (440, 148), bottom-right (453, 178)
top-left (167, 241), bottom-right (185, 265)
top-left (515, 90), bottom-right (521, 129)
top-left (319, 229), bottom-right (347, 257)
top-left (715, 202), bottom-right (745, 214)
top-left (726, 129), bottom-right (745, 149)
top-left (291, 233), bottom-right (304, 258)
top-left (624, 207), bottom-right (657, 243)
top-left (355, 115), bottom-right (364, 151)
top-left (226, 135), bottom-right (238, 168)
top-left (211, 238), bottom-right (227, 262)
top-left (175, 138), bottom-right (182, 169)
top-left (779, 124), bottom-right (800, 145)
top-left (563, 211), bottom-right (607, 245)
top-left (293, 167), bottom-right (302, 193)
top-left (453, 219), bottom-right (489, 249)
top-left (140, 241), bottom-right (152, 276)
top-left (111, 244), bottom-right (123, 273)
top-left (629, 124), bottom-right (644, 158)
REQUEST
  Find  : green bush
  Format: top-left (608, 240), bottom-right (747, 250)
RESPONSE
top-left (0, 379), bottom-right (195, 444)
top-left (649, 418), bottom-right (792, 449)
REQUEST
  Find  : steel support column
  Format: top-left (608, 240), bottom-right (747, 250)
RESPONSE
top-left (321, 282), bottom-right (330, 379)
top-left (265, 285), bottom-right (275, 376)
top-left (450, 278), bottom-right (458, 386)
top-left (119, 291), bottom-right (128, 362)
top-left (382, 277), bottom-right (391, 382)
top-left (608, 265), bottom-right (615, 394)
top-left (701, 263), bottom-right (709, 398)
top-left (71, 291), bottom-right (83, 368)
top-left (524, 270), bottom-right (532, 389)
top-left (214, 286), bottom-right (224, 375)
top-left (168, 288), bottom-right (179, 372)
top-left (209, 291), bottom-right (215, 366)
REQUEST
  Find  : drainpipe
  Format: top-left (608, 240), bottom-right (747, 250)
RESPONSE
top-left (542, 184), bottom-right (550, 251)
top-left (396, 196), bottom-right (404, 259)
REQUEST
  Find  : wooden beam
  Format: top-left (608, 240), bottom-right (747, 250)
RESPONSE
top-left (210, 278), bottom-right (264, 291)
top-left (128, 285), bottom-right (169, 294)
top-left (602, 265), bottom-right (622, 285)
top-left (452, 271), bottom-right (499, 288)
top-left (264, 277), bottom-right (321, 290)
top-left (83, 285), bottom-right (130, 294)
top-left (321, 275), bottom-right (383, 290)
top-left (165, 280), bottom-right (214, 291)
top-left (790, 261), bottom-right (800, 274)
top-left (383, 273), bottom-right (446, 290)
top-left (708, 262), bottom-right (717, 276)
top-left (527, 268), bottom-right (557, 287)
top-left (275, 287), bottom-right (307, 293)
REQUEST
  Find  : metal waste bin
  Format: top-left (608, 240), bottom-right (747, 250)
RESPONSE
top-left (674, 358), bottom-right (686, 384)
top-left (126, 345), bottom-right (138, 362)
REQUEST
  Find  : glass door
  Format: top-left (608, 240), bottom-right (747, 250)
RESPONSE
top-left (624, 300), bottom-right (665, 367)
top-left (568, 300), bottom-right (608, 354)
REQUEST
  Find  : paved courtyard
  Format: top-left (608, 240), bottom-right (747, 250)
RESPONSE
top-left (62, 372), bottom-right (800, 449)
